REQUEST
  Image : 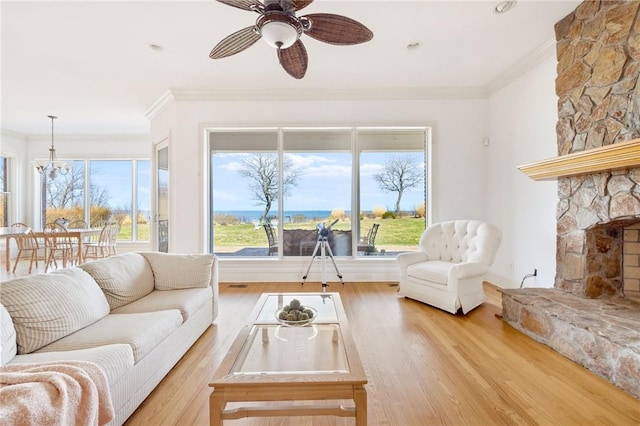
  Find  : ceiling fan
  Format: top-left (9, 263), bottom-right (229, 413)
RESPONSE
top-left (209, 0), bottom-right (373, 79)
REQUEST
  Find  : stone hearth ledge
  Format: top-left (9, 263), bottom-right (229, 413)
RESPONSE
top-left (501, 288), bottom-right (640, 399)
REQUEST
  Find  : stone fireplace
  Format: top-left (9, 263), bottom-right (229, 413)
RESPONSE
top-left (501, 0), bottom-right (640, 400)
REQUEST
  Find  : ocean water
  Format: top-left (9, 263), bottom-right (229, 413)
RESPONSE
top-left (216, 210), bottom-right (340, 223)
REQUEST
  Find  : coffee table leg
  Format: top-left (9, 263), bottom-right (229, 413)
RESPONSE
top-left (354, 386), bottom-right (367, 426)
top-left (209, 389), bottom-right (225, 426)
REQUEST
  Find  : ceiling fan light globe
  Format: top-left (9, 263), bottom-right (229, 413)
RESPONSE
top-left (261, 21), bottom-right (299, 49)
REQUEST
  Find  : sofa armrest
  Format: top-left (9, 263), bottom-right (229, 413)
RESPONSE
top-left (396, 252), bottom-right (428, 269)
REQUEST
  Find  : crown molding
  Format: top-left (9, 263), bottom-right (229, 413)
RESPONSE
top-left (1, 128), bottom-right (28, 140)
top-left (144, 36), bottom-right (557, 116)
top-left (24, 133), bottom-right (149, 143)
top-left (144, 90), bottom-right (176, 121)
top-left (169, 86), bottom-right (489, 102)
top-left (485, 36), bottom-right (557, 96)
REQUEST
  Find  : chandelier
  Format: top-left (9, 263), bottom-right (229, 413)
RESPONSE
top-left (33, 115), bottom-right (71, 179)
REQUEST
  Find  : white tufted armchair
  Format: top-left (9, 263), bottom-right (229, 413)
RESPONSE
top-left (396, 220), bottom-right (502, 314)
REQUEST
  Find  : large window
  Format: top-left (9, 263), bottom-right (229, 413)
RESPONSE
top-left (358, 129), bottom-right (427, 257)
top-left (209, 127), bottom-right (428, 257)
top-left (210, 130), bottom-right (279, 256)
top-left (282, 130), bottom-right (352, 257)
top-left (43, 159), bottom-right (150, 241)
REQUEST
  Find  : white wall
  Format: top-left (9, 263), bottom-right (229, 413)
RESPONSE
top-left (486, 56), bottom-right (559, 288)
top-left (150, 96), bottom-right (490, 282)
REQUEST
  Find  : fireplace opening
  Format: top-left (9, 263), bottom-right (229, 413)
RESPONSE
top-left (623, 222), bottom-right (640, 297)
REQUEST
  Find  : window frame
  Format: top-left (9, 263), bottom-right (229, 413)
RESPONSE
top-left (207, 126), bottom-right (431, 258)
top-left (38, 158), bottom-right (151, 242)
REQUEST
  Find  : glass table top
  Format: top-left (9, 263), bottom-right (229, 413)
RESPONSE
top-left (229, 293), bottom-right (348, 375)
top-left (255, 293), bottom-right (339, 324)
top-left (230, 323), bottom-right (349, 375)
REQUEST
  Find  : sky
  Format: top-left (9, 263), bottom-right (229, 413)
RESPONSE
top-left (212, 152), bottom-right (425, 213)
top-left (88, 160), bottom-right (151, 212)
top-left (59, 152), bottom-right (424, 217)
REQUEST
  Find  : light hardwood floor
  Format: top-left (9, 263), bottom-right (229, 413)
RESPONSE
top-left (123, 282), bottom-right (639, 426)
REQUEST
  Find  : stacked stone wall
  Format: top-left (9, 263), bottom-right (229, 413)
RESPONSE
top-left (555, 1), bottom-right (640, 298)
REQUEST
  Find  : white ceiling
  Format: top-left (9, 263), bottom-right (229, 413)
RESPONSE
top-left (1, 0), bottom-right (580, 135)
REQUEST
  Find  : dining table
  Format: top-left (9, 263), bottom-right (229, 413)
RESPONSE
top-left (3, 227), bottom-right (103, 271)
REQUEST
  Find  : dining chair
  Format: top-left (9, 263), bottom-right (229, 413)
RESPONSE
top-left (84, 222), bottom-right (120, 260)
top-left (43, 222), bottom-right (76, 272)
top-left (107, 222), bottom-right (121, 256)
top-left (67, 220), bottom-right (90, 253)
top-left (10, 223), bottom-right (42, 274)
top-left (68, 220), bottom-right (89, 229)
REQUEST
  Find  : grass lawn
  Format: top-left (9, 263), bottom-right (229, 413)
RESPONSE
top-left (114, 217), bottom-right (426, 252)
top-left (213, 216), bottom-right (426, 249)
top-left (117, 223), bottom-right (150, 241)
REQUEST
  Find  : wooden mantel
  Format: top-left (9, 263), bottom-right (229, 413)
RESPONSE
top-left (518, 138), bottom-right (640, 180)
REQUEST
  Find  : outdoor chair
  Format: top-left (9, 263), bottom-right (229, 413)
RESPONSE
top-left (357, 223), bottom-right (379, 255)
top-left (158, 219), bottom-right (168, 253)
top-left (396, 220), bottom-right (502, 314)
top-left (263, 223), bottom-right (278, 256)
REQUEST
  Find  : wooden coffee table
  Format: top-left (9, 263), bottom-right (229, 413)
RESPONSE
top-left (209, 292), bottom-right (367, 425)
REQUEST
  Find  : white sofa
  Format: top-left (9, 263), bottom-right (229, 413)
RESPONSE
top-left (0, 251), bottom-right (218, 425)
top-left (396, 220), bottom-right (502, 314)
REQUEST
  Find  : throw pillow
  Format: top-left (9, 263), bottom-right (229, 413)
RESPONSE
top-left (0, 268), bottom-right (110, 354)
top-left (140, 252), bottom-right (214, 290)
top-left (79, 253), bottom-right (155, 310)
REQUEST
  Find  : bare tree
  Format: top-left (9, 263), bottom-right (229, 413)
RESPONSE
top-left (373, 155), bottom-right (423, 214)
top-left (47, 163), bottom-right (110, 208)
top-left (237, 153), bottom-right (301, 222)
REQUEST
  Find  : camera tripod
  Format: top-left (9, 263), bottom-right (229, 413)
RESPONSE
top-left (301, 219), bottom-right (344, 292)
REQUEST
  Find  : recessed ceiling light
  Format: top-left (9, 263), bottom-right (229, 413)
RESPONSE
top-left (148, 44), bottom-right (163, 52)
top-left (494, 1), bottom-right (516, 14)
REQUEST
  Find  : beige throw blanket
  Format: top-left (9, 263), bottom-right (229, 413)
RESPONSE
top-left (0, 360), bottom-right (114, 426)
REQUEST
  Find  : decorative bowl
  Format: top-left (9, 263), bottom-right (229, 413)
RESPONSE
top-left (274, 306), bottom-right (318, 327)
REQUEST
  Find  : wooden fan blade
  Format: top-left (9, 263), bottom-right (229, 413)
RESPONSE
top-left (277, 39), bottom-right (308, 79)
top-left (210, 26), bottom-right (261, 59)
top-left (292, 0), bottom-right (313, 11)
top-left (302, 13), bottom-right (373, 45)
top-left (216, 0), bottom-right (262, 12)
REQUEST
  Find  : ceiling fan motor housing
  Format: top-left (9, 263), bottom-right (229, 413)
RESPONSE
top-left (256, 12), bottom-right (302, 49)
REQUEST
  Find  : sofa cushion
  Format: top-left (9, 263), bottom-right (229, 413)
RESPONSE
top-left (406, 260), bottom-right (453, 285)
top-left (0, 304), bottom-right (17, 365)
top-left (35, 310), bottom-right (183, 363)
top-left (111, 287), bottom-right (212, 322)
top-left (141, 252), bottom-right (213, 290)
top-left (11, 344), bottom-right (134, 386)
top-left (79, 252), bottom-right (155, 310)
top-left (0, 268), bottom-right (110, 354)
